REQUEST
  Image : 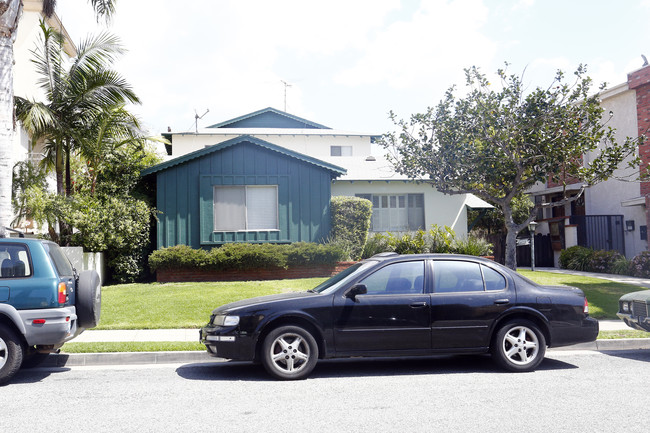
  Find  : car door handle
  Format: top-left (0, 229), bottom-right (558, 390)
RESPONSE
top-left (410, 302), bottom-right (428, 308)
top-left (494, 299), bottom-right (510, 305)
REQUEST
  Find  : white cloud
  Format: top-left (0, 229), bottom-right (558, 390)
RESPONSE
top-left (335, 0), bottom-right (496, 90)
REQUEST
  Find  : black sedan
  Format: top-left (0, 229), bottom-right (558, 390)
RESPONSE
top-left (200, 253), bottom-right (598, 379)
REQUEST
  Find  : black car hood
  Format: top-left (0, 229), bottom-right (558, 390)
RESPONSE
top-left (213, 291), bottom-right (317, 314)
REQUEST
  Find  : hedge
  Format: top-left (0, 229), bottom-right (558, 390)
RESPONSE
top-left (149, 242), bottom-right (348, 272)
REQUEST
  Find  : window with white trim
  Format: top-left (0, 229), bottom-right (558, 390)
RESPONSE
top-left (356, 193), bottom-right (424, 232)
top-left (330, 145), bottom-right (352, 156)
top-left (213, 185), bottom-right (278, 231)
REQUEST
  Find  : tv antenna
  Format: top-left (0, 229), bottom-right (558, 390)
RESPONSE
top-left (281, 80), bottom-right (292, 111)
top-left (194, 108), bottom-right (209, 133)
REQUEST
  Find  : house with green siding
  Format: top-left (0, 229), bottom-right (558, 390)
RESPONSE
top-left (141, 135), bottom-right (345, 249)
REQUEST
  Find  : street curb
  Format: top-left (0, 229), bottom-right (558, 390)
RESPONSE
top-left (41, 339), bottom-right (650, 367)
top-left (550, 338), bottom-right (650, 352)
top-left (41, 351), bottom-right (223, 368)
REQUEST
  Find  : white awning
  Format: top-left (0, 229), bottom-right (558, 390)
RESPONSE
top-left (465, 194), bottom-right (493, 209)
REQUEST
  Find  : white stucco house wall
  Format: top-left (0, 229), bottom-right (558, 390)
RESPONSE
top-left (528, 65), bottom-right (650, 260)
top-left (163, 107), bottom-right (492, 238)
top-left (14, 1), bottom-right (76, 161)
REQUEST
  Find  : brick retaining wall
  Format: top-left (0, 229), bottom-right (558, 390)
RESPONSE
top-left (156, 261), bottom-right (357, 283)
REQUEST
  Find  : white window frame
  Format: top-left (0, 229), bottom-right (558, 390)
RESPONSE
top-left (330, 145), bottom-right (352, 156)
top-left (213, 185), bottom-right (279, 231)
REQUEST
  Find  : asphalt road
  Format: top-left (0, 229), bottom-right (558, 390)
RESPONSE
top-left (1, 349), bottom-right (648, 433)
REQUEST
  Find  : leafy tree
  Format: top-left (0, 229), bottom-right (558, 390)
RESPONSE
top-left (16, 144), bottom-right (163, 282)
top-left (381, 64), bottom-right (644, 269)
top-left (15, 22), bottom-right (139, 198)
top-left (0, 0), bottom-right (116, 236)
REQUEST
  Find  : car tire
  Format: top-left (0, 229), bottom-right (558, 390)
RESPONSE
top-left (0, 325), bottom-right (24, 385)
top-left (76, 270), bottom-right (102, 329)
top-left (261, 325), bottom-right (318, 380)
top-left (491, 320), bottom-right (546, 372)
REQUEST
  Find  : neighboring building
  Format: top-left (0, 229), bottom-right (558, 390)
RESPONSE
top-left (156, 107), bottom-right (491, 249)
top-left (12, 1), bottom-right (76, 232)
top-left (528, 63), bottom-right (650, 262)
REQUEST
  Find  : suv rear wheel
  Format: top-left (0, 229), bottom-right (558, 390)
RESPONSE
top-left (0, 325), bottom-right (24, 385)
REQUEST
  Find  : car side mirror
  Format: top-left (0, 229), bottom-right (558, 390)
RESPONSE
top-left (346, 284), bottom-right (367, 300)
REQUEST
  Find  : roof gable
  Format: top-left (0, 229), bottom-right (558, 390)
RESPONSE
top-left (207, 107), bottom-right (331, 130)
top-left (141, 135), bottom-right (346, 176)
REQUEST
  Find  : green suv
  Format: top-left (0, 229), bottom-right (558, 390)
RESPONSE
top-left (0, 238), bottom-right (101, 385)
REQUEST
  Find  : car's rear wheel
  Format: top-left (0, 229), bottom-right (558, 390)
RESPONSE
top-left (491, 320), bottom-right (546, 372)
top-left (261, 325), bottom-right (318, 380)
top-left (0, 325), bottom-right (24, 385)
top-left (76, 270), bottom-right (101, 329)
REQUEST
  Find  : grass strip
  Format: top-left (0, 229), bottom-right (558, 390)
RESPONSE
top-left (518, 270), bottom-right (646, 319)
top-left (597, 330), bottom-right (650, 339)
top-left (61, 341), bottom-right (205, 353)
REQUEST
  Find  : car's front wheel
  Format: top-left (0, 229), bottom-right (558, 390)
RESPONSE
top-left (491, 320), bottom-right (546, 372)
top-left (0, 325), bottom-right (24, 385)
top-left (261, 325), bottom-right (318, 380)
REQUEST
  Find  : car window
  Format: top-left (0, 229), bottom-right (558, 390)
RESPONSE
top-left (0, 244), bottom-right (32, 278)
top-left (433, 260), bottom-right (484, 293)
top-left (482, 265), bottom-right (507, 291)
top-left (360, 261), bottom-right (424, 295)
top-left (312, 261), bottom-right (375, 294)
top-left (43, 242), bottom-right (74, 276)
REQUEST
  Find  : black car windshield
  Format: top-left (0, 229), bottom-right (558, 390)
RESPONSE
top-left (312, 261), bottom-right (375, 294)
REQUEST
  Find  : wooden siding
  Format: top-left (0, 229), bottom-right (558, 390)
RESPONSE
top-left (155, 141), bottom-right (333, 248)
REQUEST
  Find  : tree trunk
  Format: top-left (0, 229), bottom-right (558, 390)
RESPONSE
top-left (504, 224), bottom-right (518, 270)
top-left (502, 204), bottom-right (519, 270)
top-left (0, 0), bottom-right (23, 237)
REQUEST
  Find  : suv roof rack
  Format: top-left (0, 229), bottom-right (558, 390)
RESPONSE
top-left (0, 227), bottom-right (26, 238)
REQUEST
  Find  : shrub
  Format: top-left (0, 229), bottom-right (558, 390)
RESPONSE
top-left (609, 255), bottom-right (631, 275)
top-left (453, 235), bottom-right (493, 256)
top-left (149, 242), bottom-right (347, 272)
top-left (630, 251), bottom-right (650, 278)
top-left (389, 231), bottom-right (427, 254)
top-left (212, 243), bottom-right (288, 270)
top-left (330, 196), bottom-right (372, 260)
top-left (361, 233), bottom-right (394, 258)
top-left (559, 246), bottom-right (593, 271)
top-left (428, 225), bottom-right (456, 253)
top-left (587, 250), bottom-right (624, 274)
top-left (149, 245), bottom-right (211, 271)
top-left (286, 242), bottom-right (347, 266)
top-left (360, 227), bottom-right (492, 258)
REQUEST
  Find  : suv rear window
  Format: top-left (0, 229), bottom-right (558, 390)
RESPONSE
top-left (0, 244), bottom-right (32, 278)
top-left (43, 242), bottom-right (74, 276)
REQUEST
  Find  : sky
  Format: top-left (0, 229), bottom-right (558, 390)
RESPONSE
top-left (53, 0), bottom-right (650, 138)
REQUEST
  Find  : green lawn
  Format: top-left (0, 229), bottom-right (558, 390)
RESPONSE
top-left (97, 278), bottom-right (326, 329)
top-left (95, 270), bottom-right (647, 330)
top-left (518, 270), bottom-right (647, 319)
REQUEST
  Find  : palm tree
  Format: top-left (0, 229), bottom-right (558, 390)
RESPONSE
top-left (15, 21), bottom-right (139, 198)
top-left (0, 0), bottom-right (116, 236)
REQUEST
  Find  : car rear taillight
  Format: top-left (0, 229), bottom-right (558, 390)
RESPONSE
top-left (58, 282), bottom-right (67, 305)
top-left (584, 297), bottom-right (589, 314)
